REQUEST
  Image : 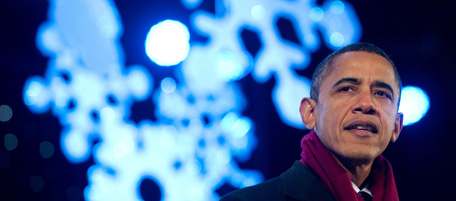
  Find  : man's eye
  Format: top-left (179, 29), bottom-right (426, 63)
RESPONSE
top-left (339, 87), bottom-right (353, 92)
top-left (375, 91), bottom-right (391, 99)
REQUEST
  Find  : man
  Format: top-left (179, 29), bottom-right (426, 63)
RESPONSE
top-left (220, 42), bottom-right (403, 201)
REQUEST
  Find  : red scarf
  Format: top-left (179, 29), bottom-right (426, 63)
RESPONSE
top-left (300, 131), bottom-right (399, 201)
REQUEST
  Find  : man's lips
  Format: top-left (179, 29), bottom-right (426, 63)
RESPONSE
top-left (344, 120), bottom-right (378, 133)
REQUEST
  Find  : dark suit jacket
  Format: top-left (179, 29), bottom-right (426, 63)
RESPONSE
top-left (220, 161), bottom-right (337, 201)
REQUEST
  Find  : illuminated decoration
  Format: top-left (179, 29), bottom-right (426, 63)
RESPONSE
top-left (399, 86), bottom-right (430, 126)
top-left (21, 0), bottom-right (428, 200)
top-left (145, 20), bottom-right (191, 66)
top-left (185, 0), bottom-right (362, 128)
top-left (25, 0), bottom-right (260, 200)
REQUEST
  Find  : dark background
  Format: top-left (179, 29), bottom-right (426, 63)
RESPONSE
top-left (1, 0), bottom-right (455, 200)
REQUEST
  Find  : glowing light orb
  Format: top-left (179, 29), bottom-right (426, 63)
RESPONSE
top-left (216, 50), bottom-right (245, 81)
top-left (329, 32), bottom-right (344, 47)
top-left (309, 7), bottom-right (324, 22)
top-left (161, 77), bottom-right (177, 93)
top-left (181, 0), bottom-right (203, 10)
top-left (330, 1), bottom-right (345, 15)
top-left (399, 86), bottom-right (430, 126)
top-left (23, 77), bottom-right (51, 113)
top-left (145, 20), bottom-right (190, 66)
top-left (251, 5), bottom-right (266, 20)
top-left (0, 105), bottom-right (13, 122)
top-left (4, 134), bottom-right (18, 151)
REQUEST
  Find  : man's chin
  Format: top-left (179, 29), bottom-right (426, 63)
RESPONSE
top-left (334, 150), bottom-right (377, 167)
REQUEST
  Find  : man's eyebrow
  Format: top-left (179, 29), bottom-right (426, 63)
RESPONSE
top-left (332, 78), bottom-right (395, 96)
top-left (332, 78), bottom-right (360, 88)
top-left (373, 80), bottom-right (395, 96)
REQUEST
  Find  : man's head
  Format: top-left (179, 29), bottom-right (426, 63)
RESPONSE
top-left (300, 42), bottom-right (403, 165)
top-left (310, 42), bottom-right (402, 105)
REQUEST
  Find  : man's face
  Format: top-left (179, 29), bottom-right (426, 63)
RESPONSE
top-left (314, 51), bottom-right (402, 163)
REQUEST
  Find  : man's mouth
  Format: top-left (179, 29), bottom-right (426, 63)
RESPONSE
top-left (344, 121), bottom-right (378, 134)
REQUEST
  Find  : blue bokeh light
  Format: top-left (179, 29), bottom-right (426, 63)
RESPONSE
top-left (23, 76), bottom-right (51, 114)
top-left (181, 0), bottom-right (203, 10)
top-left (40, 141), bottom-right (55, 159)
top-left (330, 1), bottom-right (345, 15)
top-left (127, 66), bottom-right (154, 101)
top-left (399, 86), bottom-right (430, 126)
top-left (61, 129), bottom-right (91, 163)
top-left (4, 134), bottom-right (18, 151)
top-left (216, 50), bottom-right (246, 81)
top-left (329, 32), bottom-right (344, 47)
top-left (145, 20), bottom-right (190, 66)
top-left (161, 77), bottom-right (177, 93)
top-left (309, 7), bottom-right (324, 22)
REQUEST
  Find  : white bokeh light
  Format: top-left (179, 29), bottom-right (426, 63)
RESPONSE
top-left (399, 86), bottom-right (430, 126)
top-left (145, 20), bottom-right (190, 66)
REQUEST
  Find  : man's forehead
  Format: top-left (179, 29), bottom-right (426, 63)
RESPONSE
top-left (325, 51), bottom-right (399, 91)
top-left (332, 51), bottom-right (393, 69)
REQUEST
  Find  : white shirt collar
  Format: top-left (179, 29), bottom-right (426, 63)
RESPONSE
top-left (351, 181), bottom-right (373, 197)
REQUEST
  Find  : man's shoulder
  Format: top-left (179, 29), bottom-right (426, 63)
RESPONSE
top-left (220, 161), bottom-right (336, 201)
top-left (220, 176), bottom-right (284, 201)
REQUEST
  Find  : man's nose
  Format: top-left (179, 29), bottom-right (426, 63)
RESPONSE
top-left (353, 91), bottom-right (378, 115)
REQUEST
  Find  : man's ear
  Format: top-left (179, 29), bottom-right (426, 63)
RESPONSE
top-left (300, 98), bottom-right (317, 130)
top-left (391, 112), bottom-right (403, 142)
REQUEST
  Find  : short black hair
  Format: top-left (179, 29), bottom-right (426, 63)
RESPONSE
top-left (310, 42), bottom-right (402, 105)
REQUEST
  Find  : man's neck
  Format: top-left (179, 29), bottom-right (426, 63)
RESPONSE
top-left (331, 153), bottom-right (374, 187)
